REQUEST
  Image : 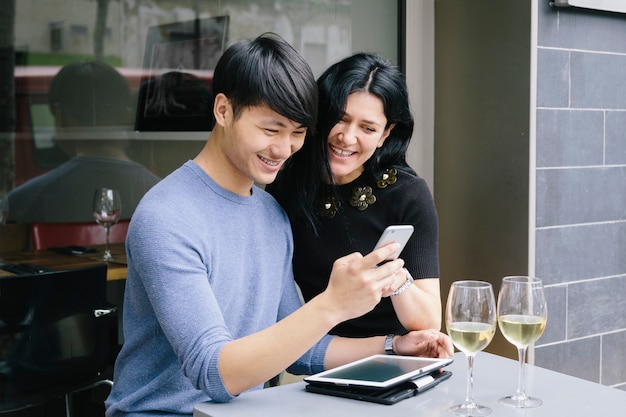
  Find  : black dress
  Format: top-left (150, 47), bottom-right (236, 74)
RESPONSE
top-left (267, 167), bottom-right (440, 337)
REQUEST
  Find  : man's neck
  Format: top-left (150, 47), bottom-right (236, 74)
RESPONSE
top-left (193, 134), bottom-right (253, 197)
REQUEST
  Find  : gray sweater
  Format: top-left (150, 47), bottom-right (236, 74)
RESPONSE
top-left (105, 161), bottom-right (331, 417)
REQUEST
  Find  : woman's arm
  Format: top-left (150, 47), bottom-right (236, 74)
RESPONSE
top-left (387, 274), bottom-right (442, 330)
top-left (324, 328), bottom-right (453, 370)
top-left (386, 174), bottom-right (442, 331)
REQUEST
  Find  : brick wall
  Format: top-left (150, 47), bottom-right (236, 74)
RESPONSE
top-left (534, 0), bottom-right (626, 390)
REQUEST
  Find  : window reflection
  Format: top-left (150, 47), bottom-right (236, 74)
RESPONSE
top-left (7, 60), bottom-right (161, 223)
top-left (135, 71), bottom-right (214, 132)
top-left (1, 0), bottom-right (397, 229)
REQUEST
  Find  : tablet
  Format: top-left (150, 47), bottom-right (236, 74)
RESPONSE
top-left (305, 370), bottom-right (453, 405)
top-left (304, 355), bottom-right (453, 389)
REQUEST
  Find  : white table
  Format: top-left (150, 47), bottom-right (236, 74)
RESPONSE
top-left (194, 352), bottom-right (626, 417)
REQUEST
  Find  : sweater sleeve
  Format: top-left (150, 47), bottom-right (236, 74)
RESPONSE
top-left (126, 203), bottom-right (236, 403)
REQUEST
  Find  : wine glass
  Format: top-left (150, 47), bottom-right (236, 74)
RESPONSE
top-left (497, 276), bottom-right (547, 408)
top-left (92, 188), bottom-right (121, 261)
top-left (445, 280), bottom-right (497, 416)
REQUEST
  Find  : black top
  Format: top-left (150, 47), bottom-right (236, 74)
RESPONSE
top-left (267, 168), bottom-right (440, 337)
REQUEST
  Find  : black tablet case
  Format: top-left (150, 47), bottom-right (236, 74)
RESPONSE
top-left (305, 370), bottom-right (452, 405)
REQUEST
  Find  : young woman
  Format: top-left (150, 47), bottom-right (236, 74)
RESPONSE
top-left (267, 52), bottom-right (442, 338)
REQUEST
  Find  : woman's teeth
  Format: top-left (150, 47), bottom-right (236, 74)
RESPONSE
top-left (331, 145), bottom-right (353, 157)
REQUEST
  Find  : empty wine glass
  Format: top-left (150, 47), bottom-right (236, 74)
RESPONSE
top-left (497, 276), bottom-right (547, 408)
top-left (446, 280), bottom-right (497, 416)
top-left (92, 188), bottom-right (121, 261)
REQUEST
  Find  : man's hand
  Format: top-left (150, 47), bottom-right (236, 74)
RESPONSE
top-left (321, 243), bottom-right (404, 323)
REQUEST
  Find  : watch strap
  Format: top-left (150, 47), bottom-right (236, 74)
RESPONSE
top-left (384, 334), bottom-right (395, 355)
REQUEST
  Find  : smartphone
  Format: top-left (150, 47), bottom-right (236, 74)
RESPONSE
top-left (373, 225), bottom-right (414, 261)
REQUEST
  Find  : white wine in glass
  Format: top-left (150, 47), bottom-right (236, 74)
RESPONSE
top-left (446, 280), bottom-right (496, 417)
top-left (497, 276), bottom-right (547, 408)
top-left (92, 188), bottom-right (121, 261)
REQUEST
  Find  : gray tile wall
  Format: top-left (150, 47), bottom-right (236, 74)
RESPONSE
top-left (534, 1), bottom-right (626, 391)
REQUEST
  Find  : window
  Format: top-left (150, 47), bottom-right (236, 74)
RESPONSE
top-left (4, 0), bottom-right (400, 197)
top-left (49, 21), bottom-right (63, 51)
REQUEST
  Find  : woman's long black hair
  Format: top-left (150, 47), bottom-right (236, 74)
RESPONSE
top-left (275, 53), bottom-right (415, 234)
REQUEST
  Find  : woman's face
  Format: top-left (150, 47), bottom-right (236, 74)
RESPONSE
top-left (327, 92), bottom-right (394, 185)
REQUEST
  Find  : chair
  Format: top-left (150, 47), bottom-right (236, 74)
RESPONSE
top-left (0, 264), bottom-right (117, 416)
top-left (29, 220), bottom-right (130, 251)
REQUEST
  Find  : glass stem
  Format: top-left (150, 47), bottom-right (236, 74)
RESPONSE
top-left (105, 226), bottom-right (111, 254)
top-left (515, 346), bottom-right (528, 400)
top-left (465, 354), bottom-right (476, 407)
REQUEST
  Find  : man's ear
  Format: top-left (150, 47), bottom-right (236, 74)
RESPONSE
top-left (213, 93), bottom-right (230, 127)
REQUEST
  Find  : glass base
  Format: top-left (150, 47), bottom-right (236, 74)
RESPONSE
top-left (95, 249), bottom-right (115, 262)
top-left (499, 395), bottom-right (542, 408)
top-left (448, 403), bottom-right (492, 416)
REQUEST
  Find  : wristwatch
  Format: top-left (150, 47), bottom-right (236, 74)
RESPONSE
top-left (384, 334), bottom-right (395, 355)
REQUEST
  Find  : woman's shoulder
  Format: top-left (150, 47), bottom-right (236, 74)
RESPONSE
top-left (372, 167), bottom-right (433, 208)
top-left (376, 166), bottom-right (429, 190)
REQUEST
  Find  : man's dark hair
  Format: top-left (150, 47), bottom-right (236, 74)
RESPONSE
top-left (212, 32), bottom-right (317, 132)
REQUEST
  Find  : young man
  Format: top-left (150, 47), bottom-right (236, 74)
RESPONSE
top-left (105, 33), bottom-right (452, 417)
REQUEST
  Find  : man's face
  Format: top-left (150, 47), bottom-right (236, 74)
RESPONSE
top-left (219, 97), bottom-right (307, 189)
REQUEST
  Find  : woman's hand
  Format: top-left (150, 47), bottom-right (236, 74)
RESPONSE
top-left (394, 330), bottom-right (454, 358)
top-left (381, 267), bottom-right (411, 297)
